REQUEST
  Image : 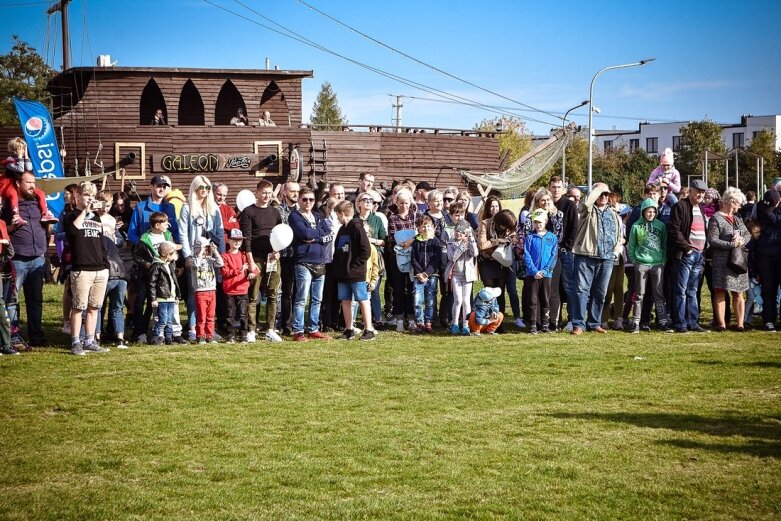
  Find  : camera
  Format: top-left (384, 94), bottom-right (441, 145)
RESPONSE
top-left (93, 201), bottom-right (104, 210)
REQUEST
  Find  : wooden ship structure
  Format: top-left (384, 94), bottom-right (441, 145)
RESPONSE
top-left (1, 64), bottom-right (505, 204)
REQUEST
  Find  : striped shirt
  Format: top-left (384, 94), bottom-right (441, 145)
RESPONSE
top-left (690, 205), bottom-right (706, 252)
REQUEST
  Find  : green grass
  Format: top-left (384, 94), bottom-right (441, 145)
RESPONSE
top-left (0, 286), bottom-right (779, 520)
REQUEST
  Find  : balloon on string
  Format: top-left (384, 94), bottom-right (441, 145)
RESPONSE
top-left (236, 189), bottom-right (257, 212)
top-left (270, 224), bottom-right (293, 252)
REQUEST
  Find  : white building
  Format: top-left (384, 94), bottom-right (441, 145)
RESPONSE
top-left (592, 114), bottom-right (781, 155)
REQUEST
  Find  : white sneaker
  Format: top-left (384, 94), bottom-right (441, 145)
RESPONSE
top-left (396, 321), bottom-right (406, 333)
top-left (62, 322), bottom-right (71, 335)
top-left (265, 329), bottom-right (283, 342)
top-left (563, 322), bottom-right (573, 333)
top-left (514, 318), bottom-right (525, 328)
top-left (246, 331), bottom-right (256, 343)
top-left (116, 339), bottom-right (129, 350)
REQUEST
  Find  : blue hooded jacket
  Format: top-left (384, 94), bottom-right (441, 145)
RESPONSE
top-left (523, 230), bottom-right (558, 278)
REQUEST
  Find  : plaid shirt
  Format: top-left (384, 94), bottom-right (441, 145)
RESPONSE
top-left (387, 207), bottom-right (419, 247)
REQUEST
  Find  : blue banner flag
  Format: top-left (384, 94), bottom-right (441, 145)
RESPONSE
top-left (12, 97), bottom-right (65, 217)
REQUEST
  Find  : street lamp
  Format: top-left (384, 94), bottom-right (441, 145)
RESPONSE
top-left (587, 58), bottom-right (656, 188)
top-left (561, 100), bottom-right (588, 183)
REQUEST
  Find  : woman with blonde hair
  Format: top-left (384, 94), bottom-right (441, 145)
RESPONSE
top-left (179, 174), bottom-right (225, 340)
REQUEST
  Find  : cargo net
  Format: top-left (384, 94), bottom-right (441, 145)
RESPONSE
top-left (460, 126), bottom-right (575, 198)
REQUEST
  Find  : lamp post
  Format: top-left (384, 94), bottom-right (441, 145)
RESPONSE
top-left (561, 100), bottom-right (588, 184)
top-left (587, 58), bottom-right (655, 188)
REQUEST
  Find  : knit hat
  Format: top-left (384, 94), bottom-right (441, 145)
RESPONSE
top-left (660, 148), bottom-right (674, 166)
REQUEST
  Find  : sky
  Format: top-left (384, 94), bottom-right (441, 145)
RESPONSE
top-left (2, 0), bottom-right (780, 135)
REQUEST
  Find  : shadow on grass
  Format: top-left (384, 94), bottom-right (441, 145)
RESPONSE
top-left (549, 412), bottom-right (781, 458)
top-left (693, 360), bottom-right (781, 369)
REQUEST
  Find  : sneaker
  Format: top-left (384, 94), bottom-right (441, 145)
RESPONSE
top-left (1, 346), bottom-right (20, 355)
top-left (246, 331), bottom-right (256, 343)
top-left (306, 331), bottom-right (331, 340)
top-left (395, 321), bottom-right (406, 333)
top-left (675, 328), bottom-right (689, 334)
top-left (187, 330), bottom-right (197, 342)
top-left (225, 336), bottom-right (236, 344)
top-left (83, 341), bottom-right (109, 353)
top-left (641, 324), bottom-right (651, 332)
top-left (630, 323), bottom-right (640, 334)
top-left (61, 322), bottom-right (72, 335)
top-left (40, 210), bottom-right (58, 224)
top-left (450, 324), bottom-right (461, 335)
top-left (612, 318), bottom-right (623, 331)
top-left (541, 326), bottom-right (550, 334)
top-left (359, 329), bottom-right (377, 341)
top-left (70, 342), bottom-right (86, 356)
top-left (151, 336), bottom-right (164, 345)
top-left (292, 333), bottom-right (309, 342)
top-left (564, 322), bottom-right (573, 333)
top-left (212, 332), bottom-right (223, 341)
top-left (116, 339), bottom-right (129, 350)
top-left (659, 323), bottom-right (674, 333)
top-left (12, 213), bottom-right (27, 226)
top-left (208, 338), bottom-right (219, 344)
top-left (764, 322), bottom-right (776, 332)
top-left (471, 331), bottom-right (481, 336)
top-left (424, 324), bottom-right (433, 333)
top-left (690, 326), bottom-right (710, 333)
top-left (198, 337), bottom-right (207, 345)
top-left (384, 314), bottom-right (398, 326)
top-left (136, 334), bottom-right (148, 345)
top-left (529, 326), bottom-right (538, 335)
top-left (342, 329), bottom-right (355, 340)
top-left (265, 329), bottom-right (283, 342)
top-left (461, 326), bottom-right (470, 336)
top-left (514, 318), bottom-right (526, 328)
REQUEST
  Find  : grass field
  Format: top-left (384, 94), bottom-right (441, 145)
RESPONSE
top-left (0, 285), bottom-right (779, 520)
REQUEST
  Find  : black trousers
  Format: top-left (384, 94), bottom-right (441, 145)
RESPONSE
top-left (277, 257), bottom-right (295, 332)
top-left (759, 253), bottom-right (781, 324)
top-left (526, 276), bottom-right (551, 328)
top-left (225, 294), bottom-right (248, 336)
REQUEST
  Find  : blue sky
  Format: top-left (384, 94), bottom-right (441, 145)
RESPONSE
top-left (2, 0), bottom-right (780, 135)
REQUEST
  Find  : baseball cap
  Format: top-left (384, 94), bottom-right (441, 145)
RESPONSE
top-left (151, 175), bottom-right (172, 187)
top-left (531, 208), bottom-right (548, 223)
top-left (228, 228), bottom-right (245, 241)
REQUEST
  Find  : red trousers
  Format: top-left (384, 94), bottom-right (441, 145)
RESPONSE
top-left (195, 290), bottom-right (216, 339)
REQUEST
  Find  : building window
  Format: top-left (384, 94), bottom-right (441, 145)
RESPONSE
top-left (604, 140), bottom-right (612, 152)
top-left (646, 137), bottom-right (658, 154)
top-left (752, 131), bottom-right (760, 139)
top-left (672, 135), bottom-right (681, 152)
top-left (733, 132), bottom-right (744, 149)
top-left (629, 139), bottom-right (639, 152)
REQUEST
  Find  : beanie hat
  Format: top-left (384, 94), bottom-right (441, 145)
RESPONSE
top-left (660, 148), bottom-right (674, 166)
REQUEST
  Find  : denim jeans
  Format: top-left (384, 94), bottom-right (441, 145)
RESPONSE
top-left (153, 301), bottom-right (175, 339)
top-left (7, 256), bottom-right (45, 343)
top-left (97, 279), bottom-right (127, 337)
top-left (559, 250), bottom-right (575, 323)
top-left (571, 255), bottom-right (613, 330)
top-left (292, 264), bottom-right (324, 334)
top-left (370, 274), bottom-right (383, 324)
top-left (414, 276), bottom-right (439, 325)
top-left (672, 250), bottom-right (704, 330)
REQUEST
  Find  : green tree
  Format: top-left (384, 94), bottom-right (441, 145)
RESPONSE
top-left (474, 115), bottom-right (532, 166)
top-left (543, 135), bottom-right (589, 187)
top-left (747, 129), bottom-right (780, 180)
top-left (310, 81), bottom-right (347, 129)
top-left (677, 120), bottom-right (727, 188)
top-left (0, 36), bottom-right (55, 126)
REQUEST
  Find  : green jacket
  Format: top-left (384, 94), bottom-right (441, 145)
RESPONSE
top-left (628, 198), bottom-right (667, 266)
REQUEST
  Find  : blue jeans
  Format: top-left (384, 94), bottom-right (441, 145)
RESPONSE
top-left (97, 279), bottom-right (127, 337)
top-left (414, 276), bottom-right (438, 325)
top-left (572, 255), bottom-right (613, 330)
top-left (559, 250), bottom-right (575, 322)
top-left (672, 250), bottom-right (704, 330)
top-left (153, 301), bottom-right (175, 339)
top-left (6, 256), bottom-right (45, 344)
top-left (370, 274), bottom-right (383, 324)
top-left (292, 264), bottom-right (324, 334)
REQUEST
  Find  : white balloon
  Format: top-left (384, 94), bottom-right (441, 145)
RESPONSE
top-left (236, 189), bottom-right (257, 212)
top-left (270, 223), bottom-right (294, 252)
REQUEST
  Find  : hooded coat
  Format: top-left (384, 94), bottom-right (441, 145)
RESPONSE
top-left (628, 198), bottom-right (667, 266)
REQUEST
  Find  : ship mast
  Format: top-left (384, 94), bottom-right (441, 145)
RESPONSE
top-left (47, 0), bottom-right (72, 70)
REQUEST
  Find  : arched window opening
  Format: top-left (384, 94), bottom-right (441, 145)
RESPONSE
top-left (178, 80), bottom-right (205, 126)
top-left (139, 78), bottom-right (167, 125)
top-left (259, 81), bottom-right (290, 126)
top-left (215, 80), bottom-right (247, 125)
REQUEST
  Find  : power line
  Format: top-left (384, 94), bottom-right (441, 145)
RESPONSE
top-left (294, 0), bottom-right (564, 122)
top-left (201, 0), bottom-right (562, 127)
top-left (0, 1), bottom-right (53, 7)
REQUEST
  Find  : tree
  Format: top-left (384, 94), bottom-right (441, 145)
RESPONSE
top-left (0, 36), bottom-right (55, 126)
top-left (677, 120), bottom-right (727, 188)
top-left (310, 81), bottom-right (347, 129)
top-left (474, 115), bottom-right (532, 166)
top-left (747, 129), bottom-right (780, 179)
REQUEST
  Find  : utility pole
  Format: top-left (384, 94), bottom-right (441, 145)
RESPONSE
top-left (47, 0), bottom-right (72, 71)
top-left (391, 95), bottom-right (403, 133)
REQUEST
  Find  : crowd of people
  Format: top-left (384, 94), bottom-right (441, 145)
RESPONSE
top-left (1, 140), bottom-right (780, 356)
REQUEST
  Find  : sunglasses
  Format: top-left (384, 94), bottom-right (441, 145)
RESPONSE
top-left (198, 185), bottom-right (211, 191)
top-left (443, 197), bottom-right (454, 202)
top-left (300, 197), bottom-right (315, 202)
top-left (660, 186), bottom-right (669, 190)
top-left (359, 198), bottom-right (373, 203)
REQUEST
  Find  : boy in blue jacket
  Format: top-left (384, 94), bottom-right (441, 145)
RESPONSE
top-left (523, 209), bottom-right (558, 334)
top-left (410, 215), bottom-right (442, 333)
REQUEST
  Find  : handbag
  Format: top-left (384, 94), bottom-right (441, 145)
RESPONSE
top-left (491, 243), bottom-right (513, 268)
top-left (301, 262), bottom-right (326, 278)
top-left (727, 246), bottom-right (748, 274)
